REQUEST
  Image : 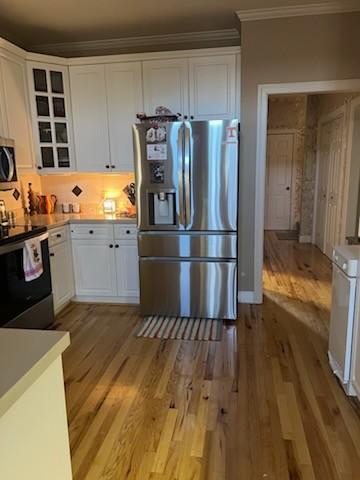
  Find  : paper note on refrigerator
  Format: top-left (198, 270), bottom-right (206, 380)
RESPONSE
top-left (147, 144), bottom-right (167, 161)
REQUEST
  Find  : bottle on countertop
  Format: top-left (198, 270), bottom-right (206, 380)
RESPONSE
top-left (28, 183), bottom-right (37, 216)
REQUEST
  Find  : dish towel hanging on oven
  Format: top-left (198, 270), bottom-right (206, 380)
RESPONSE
top-left (23, 237), bottom-right (43, 282)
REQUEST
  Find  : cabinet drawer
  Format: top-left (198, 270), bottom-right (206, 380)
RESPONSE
top-left (114, 224), bottom-right (137, 240)
top-left (48, 225), bottom-right (68, 247)
top-left (70, 223), bottom-right (114, 240)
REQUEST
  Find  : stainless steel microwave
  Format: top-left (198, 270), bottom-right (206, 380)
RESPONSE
top-left (0, 138), bottom-right (17, 191)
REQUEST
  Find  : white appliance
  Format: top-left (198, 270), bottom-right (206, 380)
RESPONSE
top-left (328, 245), bottom-right (360, 394)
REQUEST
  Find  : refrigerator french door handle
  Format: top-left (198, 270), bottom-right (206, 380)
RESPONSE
top-left (177, 124), bottom-right (186, 227)
top-left (184, 124), bottom-right (191, 228)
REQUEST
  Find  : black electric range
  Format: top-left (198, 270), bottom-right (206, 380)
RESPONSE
top-left (0, 224), bottom-right (47, 247)
top-left (0, 223), bottom-right (54, 329)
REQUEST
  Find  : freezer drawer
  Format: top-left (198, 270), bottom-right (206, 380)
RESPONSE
top-left (138, 232), bottom-right (237, 259)
top-left (139, 258), bottom-right (237, 320)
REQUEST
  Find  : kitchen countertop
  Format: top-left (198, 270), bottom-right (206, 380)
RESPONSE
top-left (0, 329), bottom-right (70, 418)
top-left (16, 213), bottom-right (137, 230)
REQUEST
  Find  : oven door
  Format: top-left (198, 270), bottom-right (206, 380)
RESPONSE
top-left (0, 232), bottom-right (52, 327)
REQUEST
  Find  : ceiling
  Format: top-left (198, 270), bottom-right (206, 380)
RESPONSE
top-left (0, 0), bottom-right (348, 52)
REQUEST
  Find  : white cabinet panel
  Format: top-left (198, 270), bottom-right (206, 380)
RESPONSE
top-left (189, 55), bottom-right (236, 120)
top-left (115, 240), bottom-right (139, 298)
top-left (106, 62), bottom-right (143, 172)
top-left (50, 240), bottom-right (74, 313)
top-left (27, 62), bottom-right (75, 173)
top-left (0, 56), bottom-right (34, 168)
top-left (143, 59), bottom-right (189, 116)
top-left (72, 239), bottom-right (117, 296)
top-left (70, 65), bottom-right (110, 172)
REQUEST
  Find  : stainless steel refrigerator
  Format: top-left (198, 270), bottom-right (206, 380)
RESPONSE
top-left (133, 119), bottom-right (239, 320)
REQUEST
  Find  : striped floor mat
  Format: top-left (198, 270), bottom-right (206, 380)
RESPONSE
top-left (136, 316), bottom-right (223, 341)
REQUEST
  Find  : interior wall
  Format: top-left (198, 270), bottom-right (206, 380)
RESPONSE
top-left (267, 94), bottom-right (307, 229)
top-left (299, 96), bottom-right (318, 240)
top-left (240, 12), bottom-right (360, 292)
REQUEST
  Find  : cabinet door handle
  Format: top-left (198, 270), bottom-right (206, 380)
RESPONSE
top-left (89, 230), bottom-right (94, 234)
top-left (105, 165), bottom-right (110, 169)
top-left (50, 252), bottom-right (55, 257)
top-left (37, 166), bottom-right (42, 170)
top-left (109, 244), bottom-right (114, 248)
top-left (190, 115), bottom-right (194, 120)
top-left (126, 230), bottom-right (130, 234)
top-left (111, 165), bottom-right (116, 169)
top-left (115, 244), bottom-right (119, 248)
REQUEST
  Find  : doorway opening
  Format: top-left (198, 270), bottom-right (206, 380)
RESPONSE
top-left (263, 89), bottom-right (360, 334)
top-left (264, 92), bottom-right (360, 251)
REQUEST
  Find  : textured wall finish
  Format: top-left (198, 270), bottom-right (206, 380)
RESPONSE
top-left (299, 96), bottom-right (318, 239)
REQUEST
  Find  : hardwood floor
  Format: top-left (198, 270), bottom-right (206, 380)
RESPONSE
top-left (55, 231), bottom-right (360, 479)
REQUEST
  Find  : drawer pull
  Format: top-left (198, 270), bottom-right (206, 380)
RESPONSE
top-left (56, 233), bottom-right (62, 238)
top-left (126, 230), bottom-right (131, 234)
top-left (105, 165), bottom-right (110, 169)
top-left (115, 244), bottom-right (119, 248)
top-left (50, 253), bottom-right (55, 257)
top-left (109, 244), bottom-right (114, 248)
top-left (89, 230), bottom-right (94, 234)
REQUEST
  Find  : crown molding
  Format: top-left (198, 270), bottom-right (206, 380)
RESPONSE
top-left (236, 2), bottom-right (360, 22)
top-left (30, 29), bottom-right (240, 57)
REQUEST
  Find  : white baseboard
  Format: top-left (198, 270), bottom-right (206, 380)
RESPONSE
top-left (238, 291), bottom-right (256, 304)
top-left (299, 235), bottom-right (312, 243)
top-left (72, 295), bottom-right (140, 305)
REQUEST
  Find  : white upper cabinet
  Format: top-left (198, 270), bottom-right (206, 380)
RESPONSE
top-left (142, 58), bottom-right (189, 117)
top-left (0, 55), bottom-right (34, 169)
top-left (70, 65), bottom-right (110, 172)
top-left (189, 54), bottom-right (236, 120)
top-left (106, 62), bottom-right (143, 172)
top-left (27, 62), bottom-right (74, 173)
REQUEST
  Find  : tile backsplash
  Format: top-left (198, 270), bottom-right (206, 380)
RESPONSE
top-left (40, 173), bottom-right (135, 213)
top-left (0, 171), bottom-right (42, 215)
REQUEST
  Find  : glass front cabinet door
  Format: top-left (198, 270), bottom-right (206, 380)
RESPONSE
top-left (27, 62), bottom-right (75, 173)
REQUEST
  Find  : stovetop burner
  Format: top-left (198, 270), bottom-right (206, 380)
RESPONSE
top-left (0, 224), bottom-right (47, 246)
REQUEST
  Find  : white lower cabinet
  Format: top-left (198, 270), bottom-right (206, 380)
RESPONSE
top-left (71, 223), bottom-right (139, 302)
top-left (49, 226), bottom-right (74, 313)
top-left (115, 240), bottom-right (139, 298)
top-left (72, 239), bottom-right (117, 297)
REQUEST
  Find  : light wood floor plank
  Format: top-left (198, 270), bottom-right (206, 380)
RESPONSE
top-left (55, 231), bottom-right (360, 479)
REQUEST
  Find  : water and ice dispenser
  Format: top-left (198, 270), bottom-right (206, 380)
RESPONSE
top-left (148, 191), bottom-right (176, 225)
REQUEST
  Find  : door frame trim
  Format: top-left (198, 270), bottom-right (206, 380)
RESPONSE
top-left (254, 80), bottom-right (360, 304)
top-left (342, 96), bottom-right (360, 241)
top-left (312, 105), bottom-right (346, 250)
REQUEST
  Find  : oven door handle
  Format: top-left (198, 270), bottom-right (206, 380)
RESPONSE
top-left (0, 231), bottom-right (48, 256)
